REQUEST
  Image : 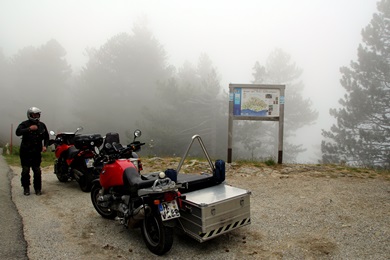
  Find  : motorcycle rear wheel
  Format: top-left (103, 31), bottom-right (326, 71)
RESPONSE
top-left (90, 183), bottom-right (116, 219)
top-left (141, 210), bottom-right (174, 256)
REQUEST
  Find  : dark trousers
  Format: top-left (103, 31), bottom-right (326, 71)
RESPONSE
top-left (21, 166), bottom-right (42, 191)
top-left (20, 150), bottom-right (42, 191)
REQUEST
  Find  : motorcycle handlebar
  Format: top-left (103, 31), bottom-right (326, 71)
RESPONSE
top-left (48, 138), bottom-right (63, 146)
top-left (96, 145), bottom-right (132, 163)
top-left (94, 140), bottom-right (146, 163)
top-left (94, 153), bottom-right (112, 165)
top-left (128, 142), bottom-right (145, 151)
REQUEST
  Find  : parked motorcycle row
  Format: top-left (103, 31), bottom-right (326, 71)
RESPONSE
top-left (48, 127), bottom-right (251, 256)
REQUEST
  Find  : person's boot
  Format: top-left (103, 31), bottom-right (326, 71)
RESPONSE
top-left (23, 187), bottom-right (30, 196)
top-left (35, 190), bottom-right (42, 196)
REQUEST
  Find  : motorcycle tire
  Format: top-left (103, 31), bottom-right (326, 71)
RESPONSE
top-left (141, 209), bottom-right (174, 256)
top-left (56, 173), bottom-right (68, 183)
top-left (78, 166), bottom-right (93, 192)
top-left (55, 161), bottom-right (69, 183)
top-left (90, 183), bottom-right (116, 219)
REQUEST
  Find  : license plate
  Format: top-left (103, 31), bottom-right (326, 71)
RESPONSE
top-left (85, 158), bottom-right (94, 168)
top-left (159, 200), bottom-right (180, 221)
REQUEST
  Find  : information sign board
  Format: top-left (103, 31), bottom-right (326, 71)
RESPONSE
top-left (228, 84), bottom-right (285, 164)
top-left (233, 88), bottom-right (280, 117)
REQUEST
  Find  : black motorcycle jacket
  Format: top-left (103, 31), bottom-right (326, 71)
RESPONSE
top-left (16, 120), bottom-right (49, 153)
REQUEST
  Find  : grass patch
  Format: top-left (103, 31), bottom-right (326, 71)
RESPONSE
top-left (264, 158), bottom-right (276, 166)
top-left (235, 157), bottom-right (277, 167)
top-left (350, 167), bottom-right (362, 173)
top-left (2, 145), bottom-right (56, 167)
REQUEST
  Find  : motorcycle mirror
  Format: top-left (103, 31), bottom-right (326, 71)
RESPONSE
top-left (75, 126), bottom-right (84, 134)
top-left (133, 129), bottom-right (142, 140)
top-left (49, 130), bottom-right (55, 136)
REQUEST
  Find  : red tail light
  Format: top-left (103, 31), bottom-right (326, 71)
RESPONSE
top-left (177, 191), bottom-right (183, 209)
top-left (163, 191), bottom-right (183, 208)
top-left (164, 191), bottom-right (177, 202)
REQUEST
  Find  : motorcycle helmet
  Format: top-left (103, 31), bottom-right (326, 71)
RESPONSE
top-left (27, 107), bottom-right (42, 122)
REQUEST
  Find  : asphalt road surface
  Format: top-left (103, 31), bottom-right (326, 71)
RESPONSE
top-left (0, 151), bottom-right (28, 260)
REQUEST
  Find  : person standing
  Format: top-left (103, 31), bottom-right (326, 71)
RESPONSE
top-left (15, 107), bottom-right (49, 196)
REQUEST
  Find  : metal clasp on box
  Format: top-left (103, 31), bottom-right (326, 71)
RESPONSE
top-left (240, 198), bottom-right (245, 207)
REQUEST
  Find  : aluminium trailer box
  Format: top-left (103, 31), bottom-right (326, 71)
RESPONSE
top-left (178, 184), bottom-right (251, 242)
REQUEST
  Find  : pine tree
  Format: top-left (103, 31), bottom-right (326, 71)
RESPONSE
top-left (9, 39), bottom-right (72, 130)
top-left (237, 49), bottom-right (318, 162)
top-left (321, 0), bottom-right (390, 168)
top-left (140, 54), bottom-right (227, 158)
top-left (75, 23), bottom-right (172, 138)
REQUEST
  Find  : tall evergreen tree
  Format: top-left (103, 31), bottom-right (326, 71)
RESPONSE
top-left (321, 0), bottom-right (390, 168)
top-left (141, 54), bottom-right (227, 158)
top-left (75, 23), bottom-right (172, 138)
top-left (236, 49), bottom-right (318, 162)
top-left (0, 50), bottom-right (12, 145)
top-left (9, 40), bottom-right (72, 130)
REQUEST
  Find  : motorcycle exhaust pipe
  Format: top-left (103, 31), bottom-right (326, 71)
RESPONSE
top-left (127, 205), bottom-right (151, 228)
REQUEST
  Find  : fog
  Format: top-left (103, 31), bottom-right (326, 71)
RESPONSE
top-left (0, 0), bottom-right (378, 163)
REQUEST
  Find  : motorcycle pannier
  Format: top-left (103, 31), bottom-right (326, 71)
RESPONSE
top-left (74, 134), bottom-right (103, 149)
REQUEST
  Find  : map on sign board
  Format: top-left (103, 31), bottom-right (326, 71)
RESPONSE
top-left (233, 88), bottom-right (280, 117)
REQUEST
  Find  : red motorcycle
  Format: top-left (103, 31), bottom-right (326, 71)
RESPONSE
top-left (90, 130), bottom-right (183, 255)
top-left (48, 127), bottom-right (103, 192)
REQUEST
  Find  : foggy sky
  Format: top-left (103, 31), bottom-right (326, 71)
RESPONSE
top-left (0, 0), bottom-right (378, 162)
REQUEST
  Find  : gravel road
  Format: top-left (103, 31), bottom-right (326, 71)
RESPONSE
top-left (9, 161), bottom-right (390, 260)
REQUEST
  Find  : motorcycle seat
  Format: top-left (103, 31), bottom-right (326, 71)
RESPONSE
top-left (63, 145), bottom-right (80, 159)
top-left (123, 167), bottom-right (157, 193)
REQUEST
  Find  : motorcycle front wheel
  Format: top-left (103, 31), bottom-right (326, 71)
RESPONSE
top-left (141, 209), bottom-right (174, 256)
top-left (90, 183), bottom-right (116, 219)
top-left (55, 160), bottom-right (69, 182)
top-left (56, 173), bottom-right (68, 182)
top-left (78, 166), bottom-right (93, 192)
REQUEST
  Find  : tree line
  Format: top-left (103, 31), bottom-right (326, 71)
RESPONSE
top-left (0, 31), bottom-right (314, 162)
top-left (1, 0), bottom-right (388, 168)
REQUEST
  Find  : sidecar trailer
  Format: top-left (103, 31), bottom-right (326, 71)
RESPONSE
top-left (142, 134), bottom-right (251, 242)
top-left (178, 180), bottom-right (251, 242)
top-left (177, 134), bottom-right (251, 242)
top-left (142, 171), bottom-right (251, 243)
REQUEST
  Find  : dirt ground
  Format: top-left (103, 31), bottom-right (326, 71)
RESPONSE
top-left (10, 159), bottom-right (390, 259)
